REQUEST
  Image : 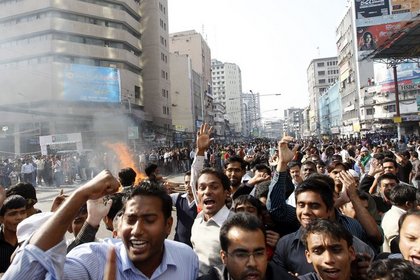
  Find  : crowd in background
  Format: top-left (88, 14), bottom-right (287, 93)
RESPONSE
top-left (0, 131), bottom-right (419, 279)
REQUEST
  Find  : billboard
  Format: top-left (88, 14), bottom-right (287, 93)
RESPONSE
top-left (374, 62), bottom-right (420, 92)
top-left (63, 64), bottom-right (121, 103)
top-left (355, 0), bottom-right (390, 19)
top-left (357, 21), bottom-right (406, 55)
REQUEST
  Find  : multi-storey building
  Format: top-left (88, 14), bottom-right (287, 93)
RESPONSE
top-left (169, 30), bottom-right (213, 126)
top-left (141, 0), bottom-right (172, 130)
top-left (336, 3), bottom-right (419, 138)
top-left (0, 0), bottom-right (146, 154)
top-left (169, 53), bottom-right (194, 133)
top-left (241, 91), bottom-right (261, 137)
top-left (307, 57), bottom-right (339, 136)
top-left (319, 83), bottom-right (342, 137)
top-left (284, 108), bottom-right (304, 139)
top-left (211, 59), bottom-right (243, 133)
top-left (262, 119), bottom-right (284, 139)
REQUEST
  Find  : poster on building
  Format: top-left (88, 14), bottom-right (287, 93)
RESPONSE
top-left (63, 64), bottom-right (121, 103)
top-left (355, 0), bottom-right (390, 19)
top-left (374, 62), bottom-right (420, 92)
top-left (357, 21), bottom-right (406, 59)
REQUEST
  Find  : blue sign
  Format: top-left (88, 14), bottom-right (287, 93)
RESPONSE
top-left (63, 64), bottom-right (121, 103)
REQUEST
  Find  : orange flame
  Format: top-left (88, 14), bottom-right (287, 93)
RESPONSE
top-left (105, 142), bottom-right (146, 185)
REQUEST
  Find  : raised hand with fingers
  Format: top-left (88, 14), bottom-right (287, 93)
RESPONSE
top-left (338, 170), bottom-right (358, 197)
top-left (277, 136), bottom-right (299, 172)
top-left (196, 123), bottom-right (214, 155)
top-left (86, 198), bottom-right (113, 227)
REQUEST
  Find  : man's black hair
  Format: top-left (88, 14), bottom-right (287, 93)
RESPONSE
top-left (106, 193), bottom-right (125, 220)
top-left (254, 181), bottom-right (270, 200)
top-left (377, 173), bottom-right (399, 186)
top-left (301, 219), bottom-right (353, 249)
top-left (118, 167), bottom-right (137, 186)
top-left (295, 174), bottom-right (335, 210)
top-left (326, 160), bottom-right (348, 173)
top-left (0, 195), bottom-right (27, 216)
top-left (398, 209), bottom-right (420, 234)
top-left (219, 212), bottom-right (264, 251)
top-left (382, 157), bottom-right (398, 168)
top-left (198, 168), bottom-right (230, 191)
top-left (123, 181), bottom-right (172, 220)
top-left (254, 164), bottom-right (271, 176)
top-left (145, 164), bottom-right (158, 177)
top-left (233, 195), bottom-right (266, 217)
top-left (302, 160), bottom-right (317, 170)
top-left (6, 183), bottom-right (37, 206)
top-left (389, 184), bottom-right (416, 207)
top-left (185, 171), bottom-right (191, 176)
top-left (287, 161), bottom-right (301, 169)
top-left (367, 259), bottom-right (420, 280)
top-left (223, 156), bottom-right (247, 171)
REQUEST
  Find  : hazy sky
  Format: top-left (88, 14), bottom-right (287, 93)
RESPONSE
top-left (168, 0), bottom-right (350, 119)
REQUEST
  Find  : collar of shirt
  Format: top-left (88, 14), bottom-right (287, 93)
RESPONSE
top-left (291, 227), bottom-right (305, 242)
top-left (180, 193), bottom-right (195, 206)
top-left (119, 239), bottom-right (176, 275)
top-left (389, 205), bottom-right (407, 215)
top-left (197, 205), bottom-right (230, 227)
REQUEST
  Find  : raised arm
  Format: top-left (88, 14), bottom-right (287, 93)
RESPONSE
top-left (339, 170), bottom-right (383, 246)
top-left (191, 123), bottom-right (213, 205)
top-left (30, 170), bottom-right (119, 251)
top-left (266, 137), bottom-right (299, 224)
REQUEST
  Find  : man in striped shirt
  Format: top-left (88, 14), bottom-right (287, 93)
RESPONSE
top-left (4, 171), bottom-right (198, 279)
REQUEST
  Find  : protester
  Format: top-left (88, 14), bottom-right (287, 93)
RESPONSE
top-left (3, 171), bottom-right (199, 279)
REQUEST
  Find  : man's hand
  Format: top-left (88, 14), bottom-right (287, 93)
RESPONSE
top-left (85, 198), bottom-right (113, 228)
top-left (196, 123), bottom-right (213, 156)
top-left (368, 159), bottom-right (383, 177)
top-left (50, 189), bottom-right (68, 212)
top-left (338, 171), bottom-right (358, 198)
top-left (277, 136), bottom-right (299, 172)
top-left (247, 172), bottom-right (271, 186)
top-left (269, 155), bottom-right (279, 166)
top-left (76, 170), bottom-right (120, 201)
top-left (266, 230), bottom-right (280, 247)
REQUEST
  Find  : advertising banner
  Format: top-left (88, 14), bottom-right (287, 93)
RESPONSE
top-left (63, 64), bottom-right (121, 103)
top-left (355, 0), bottom-right (390, 19)
top-left (374, 62), bottom-right (420, 92)
top-left (357, 21), bottom-right (405, 52)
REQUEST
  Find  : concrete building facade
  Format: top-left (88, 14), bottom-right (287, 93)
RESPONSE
top-left (169, 30), bottom-right (213, 125)
top-left (307, 57), bottom-right (339, 136)
top-left (140, 0), bottom-right (172, 130)
top-left (211, 59), bottom-right (243, 133)
top-left (0, 0), bottom-right (148, 154)
top-left (242, 91), bottom-right (261, 137)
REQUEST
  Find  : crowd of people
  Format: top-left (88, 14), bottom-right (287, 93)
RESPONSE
top-left (0, 124), bottom-right (419, 279)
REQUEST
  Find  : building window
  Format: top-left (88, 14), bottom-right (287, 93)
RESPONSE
top-left (318, 71), bottom-right (325, 76)
top-left (135, 86), bottom-right (140, 99)
top-left (317, 62), bottom-right (324, 67)
top-left (318, 79), bottom-right (326, 84)
top-left (366, 108), bottom-right (374, 115)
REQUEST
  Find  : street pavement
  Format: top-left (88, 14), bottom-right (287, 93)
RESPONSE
top-left (34, 173), bottom-right (186, 240)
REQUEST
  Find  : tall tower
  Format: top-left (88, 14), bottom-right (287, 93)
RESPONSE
top-left (140, 0), bottom-right (172, 130)
top-left (211, 59), bottom-right (243, 134)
